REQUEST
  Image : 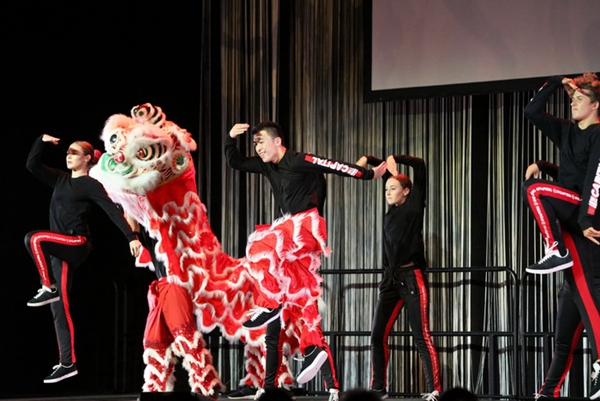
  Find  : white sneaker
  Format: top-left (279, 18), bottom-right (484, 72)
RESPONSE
top-left (328, 388), bottom-right (340, 401)
top-left (421, 390), bottom-right (440, 401)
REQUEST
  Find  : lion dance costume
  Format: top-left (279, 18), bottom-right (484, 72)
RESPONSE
top-left (90, 104), bottom-right (308, 396)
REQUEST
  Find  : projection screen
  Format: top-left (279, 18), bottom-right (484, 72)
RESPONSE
top-left (366, 0), bottom-right (600, 101)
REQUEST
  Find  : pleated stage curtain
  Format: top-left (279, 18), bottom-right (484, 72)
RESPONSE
top-left (197, 0), bottom-right (592, 397)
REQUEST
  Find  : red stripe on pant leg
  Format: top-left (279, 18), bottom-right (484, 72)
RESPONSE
top-left (414, 269), bottom-right (442, 392)
top-left (551, 322), bottom-right (584, 398)
top-left (371, 300), bottom-right (403, 390)
top-left (59, 260), bottom-right (77, 364)
top-left (29, 232), bottom-right (87, 287)
top-left (526, 183), bottom-right (582, 247)
top-left (562, 231), bottom-right (600, 355)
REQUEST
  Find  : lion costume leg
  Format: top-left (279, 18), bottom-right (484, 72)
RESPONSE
top-left (143, 279), bottom-right (222, 395)
top-left (172, 325), bottom-right (221, 396)
top-left (142, 345), bottom-right (177, 392)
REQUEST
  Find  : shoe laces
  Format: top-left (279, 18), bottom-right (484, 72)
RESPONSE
top-left (328, 389), bottom-right (339, 401)
top-left (246, 307), bottom-right (270, 322)
top-left (421, 390), bottom-right (439, 401)
top-left (538, 241), bottom-right (561, 263)
top-left (35, 286), bottom-right (55, 298)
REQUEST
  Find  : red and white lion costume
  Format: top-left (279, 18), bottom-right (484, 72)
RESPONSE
top-left (90, 104), bottom-right (316, 396)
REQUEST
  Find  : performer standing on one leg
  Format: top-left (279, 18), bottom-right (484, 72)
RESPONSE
top-left (225, 121), bottom-right (386, 398)
top-left (522, 72), bottom-right (600, 400)
top-left (523, 73), bottom-right (600, 274)
top-left (358, 154), bottom-right (441, 401)
top-left (24, 134), bottom-right (141, 384)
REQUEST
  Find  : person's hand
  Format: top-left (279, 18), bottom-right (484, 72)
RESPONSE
top-left (42, 134), bottom-right (60, 145)
top-left (229, 123), bottom-right (250, 139)
top-left (356, 156), bottom-right (367, 168)
top-left (525, 163), bottom-right (540, 180)
top-left (371, 161), bottom-right (388, 179)
top-left (583, 227), bottom-right (600, 245)
top-left (562, 77), bottom-right (578, 98)
top-left (129, 239), bottom-right (142, 257)
top-left (386, 155), bottom-right (398, 176)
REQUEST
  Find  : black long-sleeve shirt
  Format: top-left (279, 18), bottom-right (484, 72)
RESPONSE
top-left (225, 134), bottom-right (374, 216)
top-left (26, 136), bottom-right (137, 241)
top-left (524, 76), bottom-right (600, 230)
top-left (367, 155), bottom-right (427, 270)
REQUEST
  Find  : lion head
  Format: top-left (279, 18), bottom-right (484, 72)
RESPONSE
top-left (92, 103), bottom-right (197, 195)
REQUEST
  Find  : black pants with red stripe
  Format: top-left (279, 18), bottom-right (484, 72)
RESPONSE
top-left (370, 267), bottom-right (441, 393)
top-left (537, 230), bottom-right (600, 396)
top-left (24, 230), bottom-right (92, 365)
top-left (537, 277), bottom-right (585, 397)
top-left (523, 180), bottom-right (600, 393)
top-left (522, 178), bottom-right (582, 254)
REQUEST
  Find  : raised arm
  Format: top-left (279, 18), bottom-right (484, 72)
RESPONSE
top-left (224, 123), bottom-right (267, 174)
top-left (524, 76), bottom-right (573, 146)
top-left (388, 154), bottom-right (426, 205)
top-left (26, 134), bottom-right (63, 188)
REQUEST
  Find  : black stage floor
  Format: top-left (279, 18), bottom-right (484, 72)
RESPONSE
top-left (1, 395), bottom-right (443, 401)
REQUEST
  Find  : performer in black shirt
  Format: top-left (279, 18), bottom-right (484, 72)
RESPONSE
top-left (524, 73), bottom-right (600, 274)
top-left (24, 134), bottom-right (141, 384)
top-left (358, 154), bottom-right (441, 401)
top-left (225, 121), bottom-right (386, 399)
top-left (522, 72), bottom-right (600, 400)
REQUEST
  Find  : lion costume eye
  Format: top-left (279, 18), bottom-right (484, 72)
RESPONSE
top-left (107, 129), bottom-right (128, 152)
top-left (137, 144), bottom-right (167, 161)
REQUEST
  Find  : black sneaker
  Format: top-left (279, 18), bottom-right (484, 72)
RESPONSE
top-left (296, 346), bottom-right (328, 384)
top-left (44, 363), bottom-right (78, 383)
top-left (591, 361), bottom-right (600, 400)
top-left (526, 247), bottom-right (573, 274)
top-left (242, 305), bottom-right (282, 330)
top-left (28, 286), bottom-right (60, 307)
top-left (370, 388), bottom-right (389, 399)
top-left (228, 385), bottom-right (257, 399)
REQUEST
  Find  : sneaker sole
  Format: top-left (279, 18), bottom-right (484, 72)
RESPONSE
top-left (242, 309), bottom-right (282, 330)
top-left (526, 262), bottom-right (573, 275)
top-left (296, 351), bottom-right (328, 384)
top-left (44, 370), bottom-right (78, 383)
top-left (591, 388), bottom-right (600, 400)
top-left (27, 297), bottom-right (61, 307)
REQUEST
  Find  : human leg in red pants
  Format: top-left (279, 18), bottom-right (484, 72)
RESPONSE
top-left (562, 230), bottom-right (600, 400)
top-left (522, 179), bottom-right (581, 274)
top-left (142, 279), bottom-right (222, 396)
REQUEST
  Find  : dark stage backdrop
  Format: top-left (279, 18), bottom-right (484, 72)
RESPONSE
top-left (3, 0), bottom-right (596, 399)
top-left (3, 2), bottom-right (203, 398)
